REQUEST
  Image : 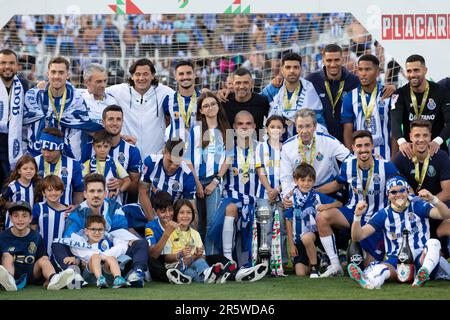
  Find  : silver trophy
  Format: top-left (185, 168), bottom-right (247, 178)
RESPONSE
top-left (256, 204), bottom-right (272, 262)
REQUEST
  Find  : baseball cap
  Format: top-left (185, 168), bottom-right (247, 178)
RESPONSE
top-left (9, 201), bottom-right (32, 215)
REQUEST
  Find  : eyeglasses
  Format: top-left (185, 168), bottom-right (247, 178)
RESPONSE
top-left (389, 188), bottom-right (407, 195)
top-left (87, 228), bottom-right (105, 233)
top-left (201, 102), bottom-right (218, 109)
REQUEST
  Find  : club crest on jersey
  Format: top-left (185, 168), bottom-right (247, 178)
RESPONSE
top-left (28, 242), bottom-right (37, 254)
top-left (61, 167), bottom-right (69, 178)
top-left (427, 98), bottom-right (436, 110)
top-left (408, 212), bottom-right (416, 222)
top-left (316, 152), bottom-right (324, 161)
top-left (232, 167), bottom-right (239, 176)
top-left (172, 181), bottom-right (180, 192)
top-left (390, 232), bottom-right (398, 240)
top-left (100, 240), bottom-right (109, 251)
top-left (427, 165), bottom-right (436, 177)
top-left (118, 152), bottom-right (126, 164)
top-left (373, 173), bottom-right (381, 184)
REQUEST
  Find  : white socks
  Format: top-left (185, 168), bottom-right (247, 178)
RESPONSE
top-left (320, 234), bottom-right (340, 267)
top-left (366, 263), bottom-right (390, 288)
top-left (222, 216), bottom-right (235, 261)
top-left (422, 239), bottom-right (441, 272)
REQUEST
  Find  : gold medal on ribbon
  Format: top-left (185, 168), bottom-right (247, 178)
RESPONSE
top-left (283, 83), bottom-right (301, 111)
top-left (298, 136), bottom-right (316, 165)
top-left (357, 159), bottom-right (374, 198)
top-left (325, 80), bottom-right (345, 117)
top-left (237, 145), bottom-right (253, 184)
top-left (410, 81), bottom-right (429, 119)
top-left (412, 153), bottom-right (430, 191)
top-left (177, 92), bottom-right (197, 128)
top-left (360, 84), bottom-right (378, 131)
top-left (48, 87), bottom-right (67, 126)
top-left (44, 158), bottom-right (62, 176)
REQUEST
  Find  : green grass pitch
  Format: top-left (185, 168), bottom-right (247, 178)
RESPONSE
top-left (1, 275), bottom-right (449, 300)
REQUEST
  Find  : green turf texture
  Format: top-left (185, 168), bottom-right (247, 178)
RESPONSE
top-left (1, 276), bottom-right (449, 300)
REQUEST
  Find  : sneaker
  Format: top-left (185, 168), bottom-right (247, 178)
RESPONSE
top-left (0, 265), bottom-right (17, 291)
top-left (166, 268), bottom-right (192, 285)
top-left (127, 269), bottom-right (144, 288)
top-left (216, 272), bottom-right (233, 284)
top-left (310, 266), bottom-right (320, 279)
top-left (320, 264), bottom-right (344, 278)
top-left (223, 261), bottom-right (237, 274)
top-left (204, 263), bottom-right (224, 284)
top-left (67, 266), bottom-right (87, 289)
top-left (235, 263), bottom-right (268, 282)
top-left (348, 263), bottom-right (374, 289)
top-left (113, 276), bottom-right (130, 289)
top-left (412, 266), bottom-right (430, 288)
top-left (96, 275), bottom-right (108, 289)
top-left (47, 269), bottom-right (75, 290)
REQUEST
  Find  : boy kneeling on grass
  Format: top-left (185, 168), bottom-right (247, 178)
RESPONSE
top-left (0, 201), bottom-right (75, 291)
top-left (64, 215), bottom-right (130, 289)
top-left (285, 164), bottom-right (342, 278)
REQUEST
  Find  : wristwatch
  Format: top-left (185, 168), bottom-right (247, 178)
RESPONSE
top-left (213, 175), bottom-right (222, 184)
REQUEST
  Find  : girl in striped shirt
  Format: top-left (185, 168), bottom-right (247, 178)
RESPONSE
top-left (2, 155), bottom-right (40, 229)
top-left (185, 92), bottom-right (231, 255)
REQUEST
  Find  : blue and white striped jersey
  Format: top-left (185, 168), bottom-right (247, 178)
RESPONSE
top-left (35, 154), bottom-right (84, 205)
top-left (255, 141), bottom-right (282, 200)
top-left (80, 138), bottom-right (142, 174)
top-left (31, 201), bottom-right (66, 257)
top-left (341, 84), bottom-right (391, 160)
top-left (337, 155), bottom-right (398, 224)
top-left (141, 154), bottom-right (196, 201)
top-left (368, 199), bottom-right (432, 259)
top-left (163, 90), bottom-right (200, 141)
top-left (3, 180), bottom-right (35, 229)
top-left (285, 188), bottom-right (335, 243)
top-left (185, 125), bottom-right (227, 179)
top-left (224, 141), bottom-right (260, 204)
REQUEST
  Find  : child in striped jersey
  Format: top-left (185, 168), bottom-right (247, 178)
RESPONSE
top-left (31, 175), bottom-right (67, 257)
top-left (285, 164), bottom-right (342, 278)
top-left (2, 155), bottom-right (40, 229)
top-left (82, 130), bottom-right (130, 202)
top-left (256, 115), bottom-right (288, 265)
top-left (185, 92), bottom-right (232, 254)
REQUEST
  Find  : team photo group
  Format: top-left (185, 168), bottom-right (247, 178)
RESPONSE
top-left (0, 37), bottom-right (450, 294)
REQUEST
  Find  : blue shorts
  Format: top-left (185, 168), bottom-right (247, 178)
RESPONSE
top-left (384, 255), bottom-right (439, 279)
top-left (338, 207), bottom-right (385, 261)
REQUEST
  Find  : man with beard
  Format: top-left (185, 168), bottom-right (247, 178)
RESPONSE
top-left (262, 52), bottom-right (324, 141)
top-left (223, 68), bottom-right (270, 136)
top-left (53, 173), bottom-right (149, 288)
top-left (162, 60), bottom-right (201, 142)
top-left (341, 54), bottom-right (391, 160)
top-left (315, 130), bottom-right (398, 277)
top-left (305, 44), bottom-right (359, 143)
top-left (390, 55), bottom-right (450, 158)
top-left (392, 119), bottom-right (450, 257)
top-left (80, 105), bottom-right (142, 201)
top-left (0, 49), bottom-right (28, 183)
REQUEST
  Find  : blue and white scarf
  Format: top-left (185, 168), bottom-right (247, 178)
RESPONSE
top-left (0, 76), bottom-right (24, 167)
top-left (23, 81), bottom-right (102, 154)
